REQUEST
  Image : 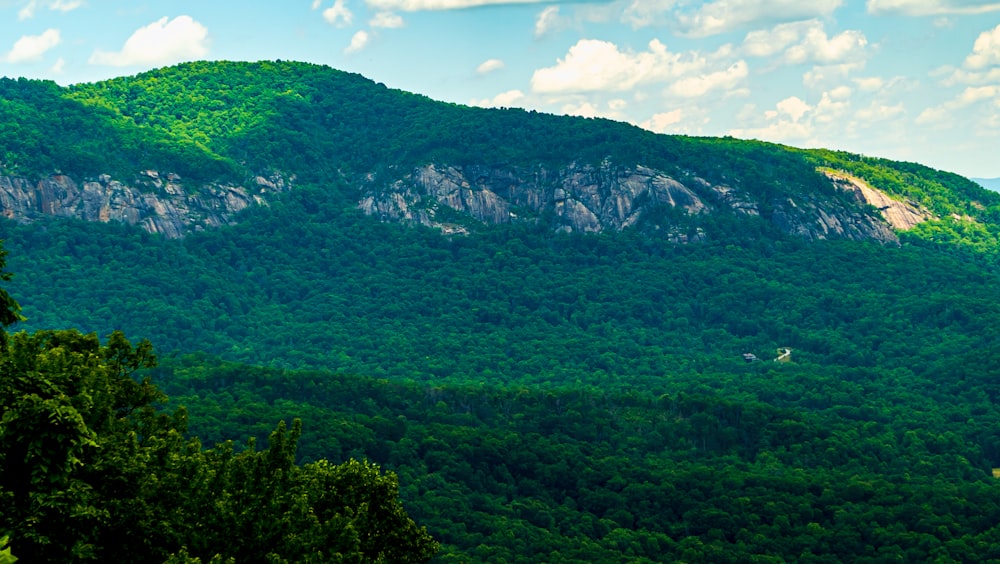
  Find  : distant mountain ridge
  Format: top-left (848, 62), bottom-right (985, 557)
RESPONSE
top-left (974, 177), bottom-right (1000, 192)
top-left (2, 60), bottom-right (998, 245)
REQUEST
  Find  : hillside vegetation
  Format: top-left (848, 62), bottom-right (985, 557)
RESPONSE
top-left (3, 60), bottom-right (1000, 562)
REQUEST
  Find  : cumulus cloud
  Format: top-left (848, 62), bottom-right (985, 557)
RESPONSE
top-left (917, 85), bottom-right (998, 126)
top-left (371, 11), bottom-right (404, 27)
top-left (471, 89), bottom-right (526, 108)
top-left (621, 0), bottom-right (678, 28)
top-left (867, 0), bottom-right (1000, 15)
top-left (669, 61), bottom-right (749, 97)
top-left (316, 0), bottom-right (354, 26)
top-left (965, 24), bottom-right (1000, 69)
top-left (530, 38), bottom-right (711, 94)
top-left (476, 58), bottom-right (505, 74)
top-left (5, 29), bottom-right (61, 63)
top-left (786, 28), bottom-right (867, 64)
top-left (934, 24), bottom-right (1000, 87)
top-left (769, 96), bottom-right (812, 121)
top-left (743, 20), bottom-right (867, 65)
top-left (18, 0), bottom-right (82, 20)
top-left (854, 76), bottom-right (885, 91)
top-left (367, 0), bottom-right (551, 10)
top-left (941, 66), bottom-right (1000, 86)
top-left (731, 109), bottom-right (814, 141)
top-left (641, 108), bottom-right (684, 132)
top-left (674, 0), bottom-right (842, 37)
top-left (345, 30), bottom-right (370, 53)
top-left (535, 6), bottom-right (563, 37)
top-left (854, 102), bottom-right (905, 121)
top-left (803, 62), bottom-right (868, 89)
top-left (915, 105), bottom-right (950, 125)
top-left (729, 87), bottom-right (879, 145)
top-left (89, 15), bottom-right (209, 66)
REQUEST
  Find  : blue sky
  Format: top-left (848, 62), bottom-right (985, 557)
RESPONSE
top-left (2, 1), bottom-right (1000, 179)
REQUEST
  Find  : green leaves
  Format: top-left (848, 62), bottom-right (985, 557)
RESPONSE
top-left (0, 320), bottom-right (437, 562)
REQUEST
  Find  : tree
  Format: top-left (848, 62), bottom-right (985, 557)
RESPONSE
top-left (0, 243), bottom-right (22, 346)
top-left (0, 239), bottom-right (437, 562)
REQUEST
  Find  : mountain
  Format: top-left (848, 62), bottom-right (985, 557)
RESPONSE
top-left (974, 177), bottom-right (1000, 192)
top-left (3, 61), bottom-right (997, 247)
top-left (5, 60), bottom-right (1000, 562)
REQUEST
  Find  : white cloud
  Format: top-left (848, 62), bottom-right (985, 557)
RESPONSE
top-left (476, 58), bottom-right (505, 74)
top-left (674, 0), bottom-right (842, 37)
top-left (829, 85), bottom-right (853, 99)
top-left (965, 24), bottom-right (1000, 69)
top-left (50, 0), bottom-right (81, 11)
top-left (803, 62), bottom-right (868, 89)
top-left (345, 30), bottom-right (370, 53)
top-left (941, 66), bottom-right (1000, 85)
top-left (916, 85), bottom-right (998, 126)
top-left (535, 6), bottom-right (563, 37)
top-left (915, 105), bottom-right (950, 125)
top-left (366, 0), bottom-right (550, 10)
top-left (867, 0), bottom-right (1000, 15)
top-left (622, 0), bottom-right (677, 28)
top-left (472, 89), bottom-right (525, 108)
top-left (17, 0), bottom-right (36, 19)
top-left (744, 20), bottom-right (868, 65)
top-left (854, 76), bottom-right (885, 91)
top-left (50, 56), bottom-right (65, 73)
top-left (785, 27), bottom-right (867, 65)
top-left (371, 11), bottom-right (404, 27)
top-left (771, 96), bottom-right (812, 121)
top-left (669, 60), bottom-right (749, 97)
top-left (743, 20), bottom-right (809, 57)
top-left (530, 38), bottom-right (708, 94)
top-left (934, 25), bottom-right (1000, 86)
top-left (17, 0), bottom-right (81, 20)
top-left (89, 16), bottom-right (209, 67)
top-left (854, 102), bottom-right (905, 121)
top-left (561, 100), bottom-right (602, 118)
top-left (320, 0), bottom-right (354, 26)
top-left (958, 84), bottom-right (1000, 103)
top-left (728, 88), bottom-right (883, 145)
top-left (641, 108), bottom-right (684, 132)
top-left (5, 29), bottom-right (61, 63)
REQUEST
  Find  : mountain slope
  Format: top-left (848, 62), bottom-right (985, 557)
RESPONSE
top-left (5, 60), bottom-right (1000, 563)
top-left (4, 60), bottom-right (997, 246)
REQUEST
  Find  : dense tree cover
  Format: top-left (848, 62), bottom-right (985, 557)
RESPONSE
top-left (805, 149), bottom-right (1000, 265)
top-left (6, 59), bottom-right (1000, 561)
top-left (149, 351), bottom-right (1000, 563)
top-left (4, 181), bottom-right (1000, 559)
top-left (3, 182), bottom-right (999, 388)
top-left (8, 59), bottom-right (999, 256)
top-left (0, 61), bottom-right (943, 209)
top-left (0, 250), bottom-right (437, 562)
top-left (0, 78), bottom-right (236, 182)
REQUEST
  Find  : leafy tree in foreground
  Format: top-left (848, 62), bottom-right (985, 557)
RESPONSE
top-left (0, 243), bottom-right (437, 562)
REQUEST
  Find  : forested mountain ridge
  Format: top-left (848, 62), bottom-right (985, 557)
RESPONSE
top-left (2, 60), bottom-right (998, 246)
top-left (7, 60), bottom-right (1000, 562)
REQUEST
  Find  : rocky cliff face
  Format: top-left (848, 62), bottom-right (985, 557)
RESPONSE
top-left (822, 170), bottom-right (934, 230)
top-left (360, 161), bottom-right (903, 243)
top-left (0, 161), bottom-right (925, 245)
top-left (0, 170), bottom-right (290, 238)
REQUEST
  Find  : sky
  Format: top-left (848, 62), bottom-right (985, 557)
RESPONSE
top-left (2, 1), bottom-right (1000, 179)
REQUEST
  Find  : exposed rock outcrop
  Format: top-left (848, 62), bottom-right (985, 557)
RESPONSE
top-left (0, 171), bottom-right (290, 238)
top-left (823, 170), bottom-right (933, 230)
top-left (360, 161), bottom-right (900, 243)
